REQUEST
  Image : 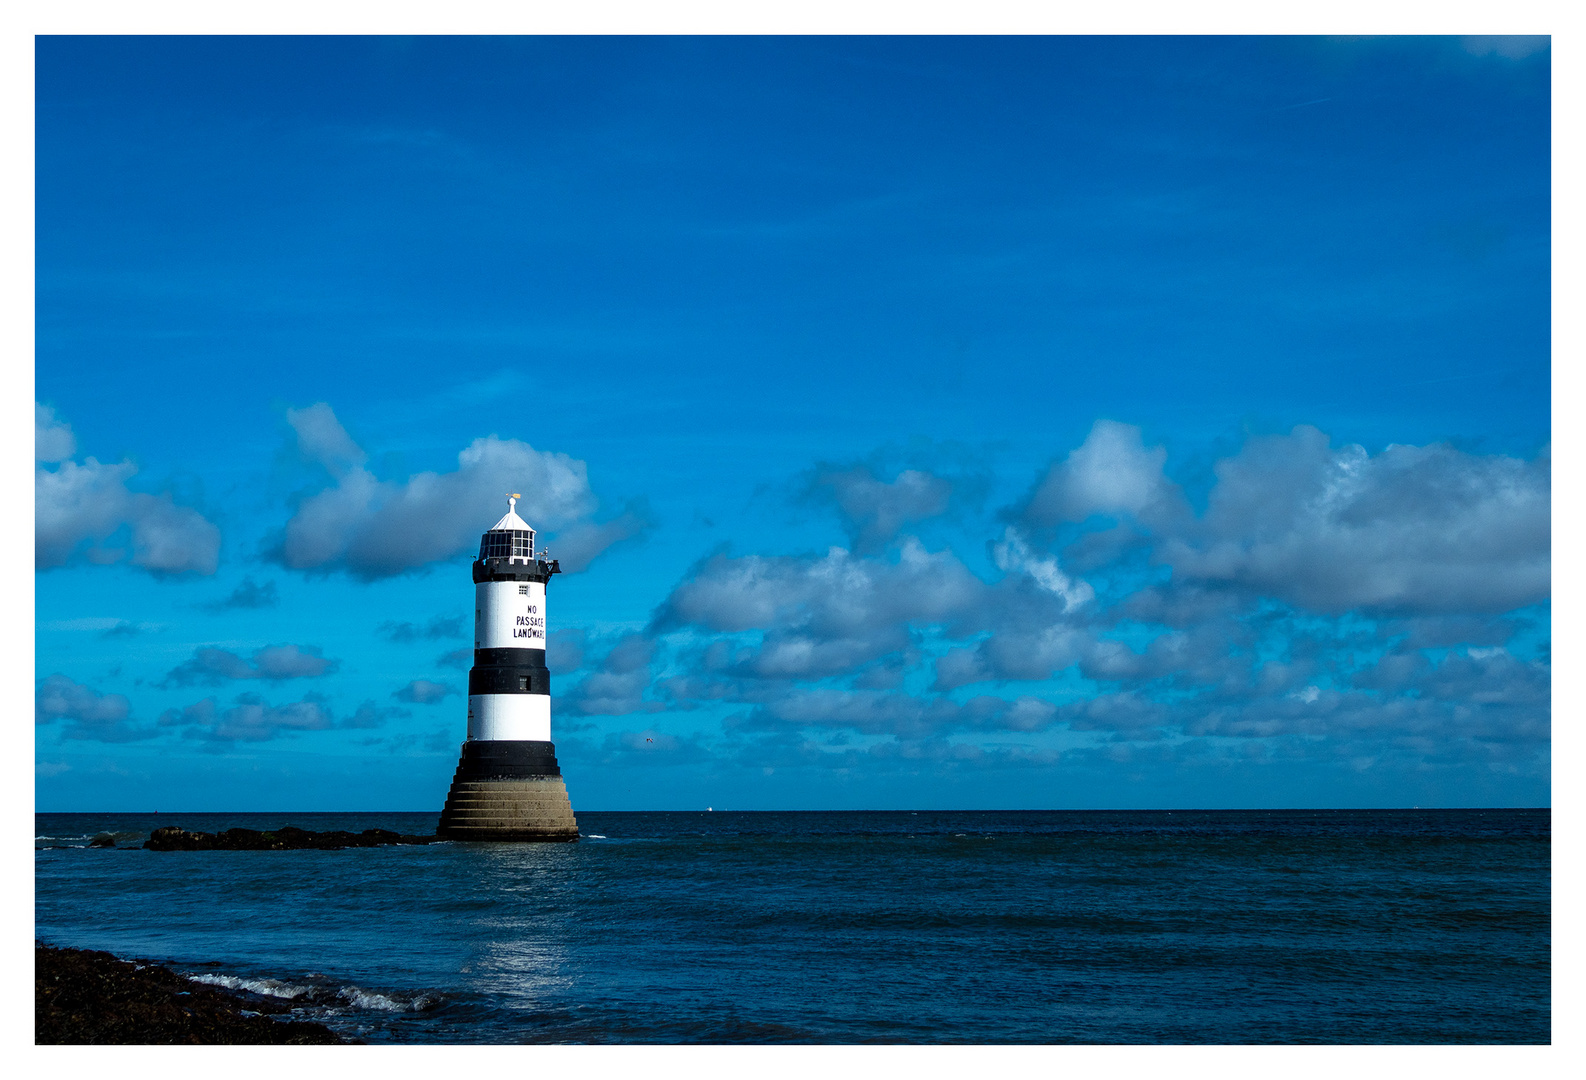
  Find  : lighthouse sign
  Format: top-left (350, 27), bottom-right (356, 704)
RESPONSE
top-left (476, 579), bottom-right (548, 649)
top-left (515, 607), bottom-right (546, 639)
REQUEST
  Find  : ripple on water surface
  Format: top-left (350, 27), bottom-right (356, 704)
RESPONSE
top-left (34, 809), bottom-right (1550, 1043)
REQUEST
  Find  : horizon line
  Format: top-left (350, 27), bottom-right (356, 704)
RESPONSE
top-left (35, 805), bottom-right (1553, 815)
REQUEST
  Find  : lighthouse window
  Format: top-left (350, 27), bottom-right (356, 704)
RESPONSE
top-left (480, 529), bottom-right (535, 560)
top-left (519, 585), bottom-right (529, 595)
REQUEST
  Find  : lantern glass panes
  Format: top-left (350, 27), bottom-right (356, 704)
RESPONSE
top-left (479, 529), bottom-right (535, 561)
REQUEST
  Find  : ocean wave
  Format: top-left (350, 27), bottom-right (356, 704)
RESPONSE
top-left (584, 834), bottom-right (607, 839)
top-left (36, 830), bottom-right (144, 846)
top-left (336, 986), bottom-right (440, 1012)
top-left (188, 973), bottom-right (314, 1000)
top-left (189, 971), bottom-right (439, 1013)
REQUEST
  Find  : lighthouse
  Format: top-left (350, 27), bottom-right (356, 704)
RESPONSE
top-left (437, 496), bottom-right (579, 842)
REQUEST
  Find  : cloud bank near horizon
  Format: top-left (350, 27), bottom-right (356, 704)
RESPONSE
top-left (32, 416), bottom-right (1550, 792)
top-left (560, 421), bottom-right (1549, 783)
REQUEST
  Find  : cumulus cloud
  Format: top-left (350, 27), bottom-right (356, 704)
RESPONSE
top-left (159, 693), bottom-right (336, 743)
top-left (806, 464), bottom-right (954, 552)
top-left (1156, 427), bottom-right (1550, 615)
top-left (544, 499), bottom-right (653, 572)
top-left (645, 534), bottom-right (1096, 695)
top-left (37, 457), bottom-right (221, 577)
top-left (36, 674), bottom-right (155, 742)
top-left (931, 623), bottom-right (1092, 691)
top-left (160, 644), bottom-right (338, 688)
top-left (657, 539), bottom-right (984, 640)
top-left (1019, 420), bottom-right (1184, 528)
top-left (202, 578), bottom-right (279, 612)
top-left (394, 679), bottom-right (456, 705)
top-left (35, 403), bottom-right (75, 462)
top-left (991, 528), bottom-right (1094, 611)
top-left (563, 634), bottom-right (664, 716)
top-left (617, 423), bottom-right (1548, 780)
top-left (285, 402), bottom-right (367, 476)
top-left (273, 402), bottom-right (638, 579)
top-left (36, 403), bottom-right (220, 576)
top-left (644, 539), bottom-right (1011, 694)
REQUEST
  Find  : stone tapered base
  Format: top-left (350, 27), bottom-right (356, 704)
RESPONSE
top-left (437, 740), bottom-right (579, 842)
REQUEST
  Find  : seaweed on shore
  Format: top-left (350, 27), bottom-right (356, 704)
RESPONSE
top-left (35, 943), bottom-right (346, 1044)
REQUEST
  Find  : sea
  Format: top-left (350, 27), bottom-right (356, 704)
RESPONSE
top-left (34, 808), bottom-right (1550, 1044)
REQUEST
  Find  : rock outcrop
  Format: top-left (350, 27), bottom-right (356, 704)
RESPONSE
top-left (35, 943), bottom-right (344, 1044)
top-left (144, 825), bottom-right (438, 851)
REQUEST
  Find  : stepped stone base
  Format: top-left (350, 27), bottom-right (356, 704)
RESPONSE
top-left (437, 740), bottom-right (579, 842)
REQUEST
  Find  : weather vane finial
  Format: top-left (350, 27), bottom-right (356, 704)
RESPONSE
top-left (508, 493), bottom-right (520, 514)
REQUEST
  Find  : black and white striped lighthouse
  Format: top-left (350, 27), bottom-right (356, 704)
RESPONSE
top-left (437, 496), bottom-right (579, 842)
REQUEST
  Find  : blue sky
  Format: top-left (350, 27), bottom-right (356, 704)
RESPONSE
top-left (34, 35), bottom-right (1550, 811)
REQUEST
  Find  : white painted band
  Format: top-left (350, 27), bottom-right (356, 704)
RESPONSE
top-left (467, 693), bottom-right (551, 742)
top-left (475, 579), bottom-right (547, 650)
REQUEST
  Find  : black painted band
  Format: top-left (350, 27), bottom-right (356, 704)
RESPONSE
top-left (469, 667), bottom-right (551, 695)
top-left (449, 739), bottom-right (563, 779)
top-left (474, 647), bottom-right (547, 669)
top-left (473, 558), bottom-right (561, 584)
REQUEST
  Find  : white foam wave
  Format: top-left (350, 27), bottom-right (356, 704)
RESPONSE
top-left (584, 834), bottom-right (607, 839)
top-left (188, 971), bottom-right (437, 1013)
top-left (189, 973), bottom-right (313, 1000)
top-left (336, 986), bottom-right (437, 1012)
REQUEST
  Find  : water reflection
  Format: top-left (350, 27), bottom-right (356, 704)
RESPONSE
top-left (459, 843), bottom-right (581, 1010)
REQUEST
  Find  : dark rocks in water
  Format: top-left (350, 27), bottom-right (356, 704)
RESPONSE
top-left (87, 833), bottom-right (117, 848)
top-left (144, 825), bottom-right (438, 852)
top-left (34, 942), bottom-right (345, 1044)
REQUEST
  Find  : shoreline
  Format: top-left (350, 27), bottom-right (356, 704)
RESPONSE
top-left (35, 942), bottom-right (346, 1045)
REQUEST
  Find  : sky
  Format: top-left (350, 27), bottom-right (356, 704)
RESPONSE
top-left (33, 35), bottom-right (1551, 811)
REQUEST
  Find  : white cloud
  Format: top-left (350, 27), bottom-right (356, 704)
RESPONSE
top-left (286, 402), bottom-right (368, 476)
top-left (275, 402), bottom-right (636, 579)
top-left (36, 674), bottom-right (154, 742)
top-left (1159, 427), bottom-right (1550, 614)
top-left (563, 633), bottom-right (664, 716)
top-left (159, 694), bottom-right (336, 743)
top-left (35, 403), bottom-right (75, 462)
top-left (809, 464), bottom-right (954, 551)
top-left (1021, 420), bottom-right (1183, 526)
top-left (658, 539), bottom-right (983, 638)
top-left (35, 404), bottom-right (221, 576)
top-left (629, 423), bottom-right (1548, 778)
top-left (991, 527), bottom-right (1093, 610)
top-left (161, 644), bottom-right (338, 687)
top-left (546, 501), bottom-right (651, 573)
top-left (394, 679), bottom-right (455, 705)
